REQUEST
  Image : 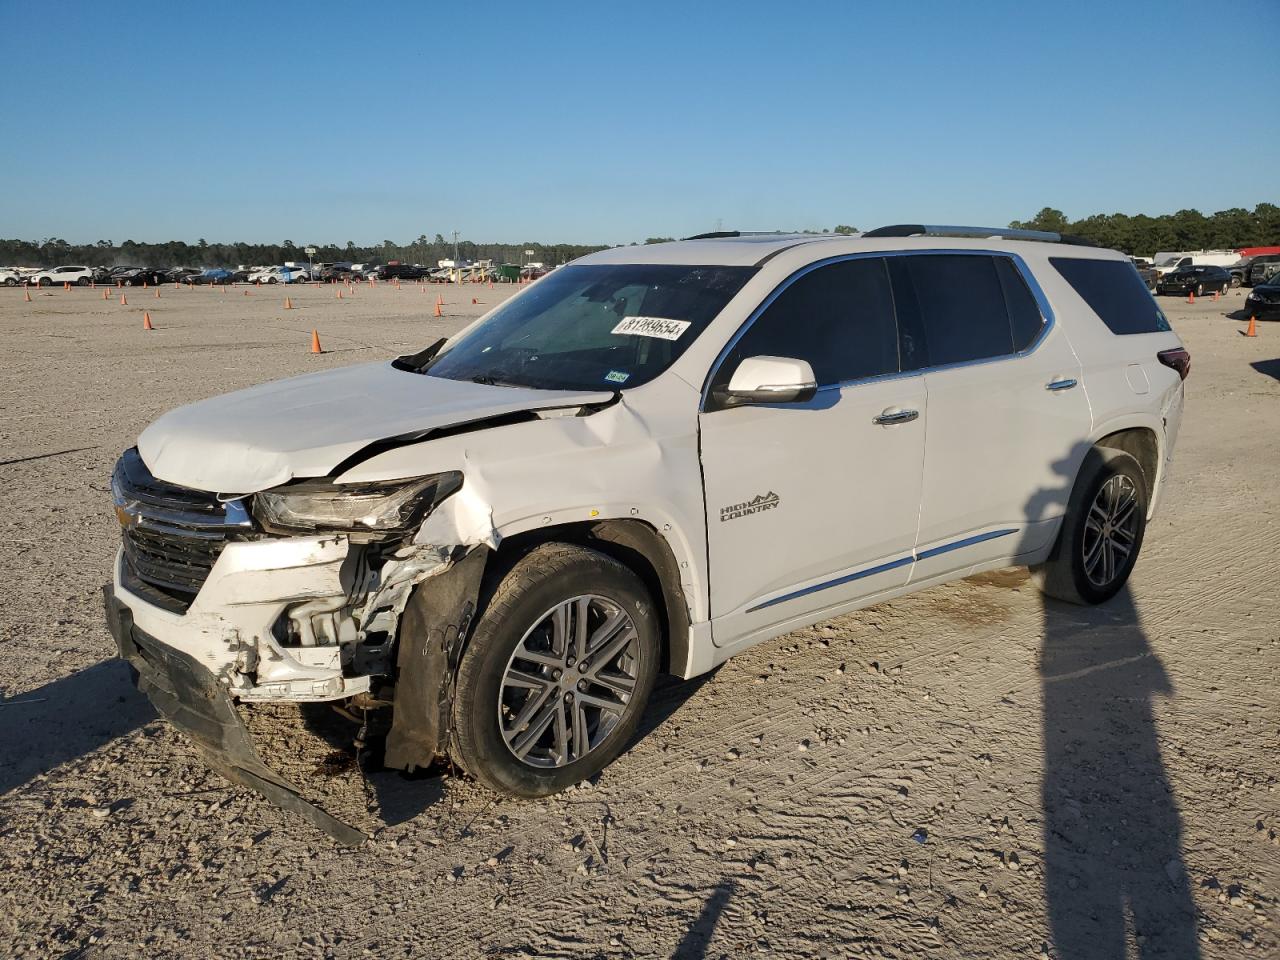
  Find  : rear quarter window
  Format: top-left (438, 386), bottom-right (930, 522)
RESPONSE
top-left (1050, 257), bottom-right (1171, 335)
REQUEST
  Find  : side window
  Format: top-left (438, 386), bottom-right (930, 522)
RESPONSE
top-left (717, 257), bottom-right (899, 389)
top-left (994, 257), bottom-right (1045, 350)
top-left (1050, 257), bottom-right (1171, 335)
top-left (888, 254), bottom-right (1015, 367)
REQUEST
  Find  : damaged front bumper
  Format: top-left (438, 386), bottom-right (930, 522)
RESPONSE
top-left (107, 526), bottom-right (485, 839)
top-left (104, 590), bottom-right (367, 844)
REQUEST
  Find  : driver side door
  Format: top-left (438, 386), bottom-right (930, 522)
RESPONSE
top-left (698, 256), bottom-right (927, 652)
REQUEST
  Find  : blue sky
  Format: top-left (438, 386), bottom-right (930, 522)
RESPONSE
top-left (2, 0), bottom-right (1276, 246)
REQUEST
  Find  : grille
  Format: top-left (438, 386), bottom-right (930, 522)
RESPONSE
top-left (113, 448), bottom-right (248, 611)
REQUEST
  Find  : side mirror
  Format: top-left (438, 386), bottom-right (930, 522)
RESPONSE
top-left (712, 355), bottom-right (818, 409)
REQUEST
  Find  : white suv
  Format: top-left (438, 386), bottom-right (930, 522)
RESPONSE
top-left (29, 265), bottom-right (94, 286)
top-left (105, 225), bottom-right (1188, 839)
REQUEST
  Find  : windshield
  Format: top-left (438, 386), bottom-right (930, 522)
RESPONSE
top-left (423, 263), bottom-right (756, 391)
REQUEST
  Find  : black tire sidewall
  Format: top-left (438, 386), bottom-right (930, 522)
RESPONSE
top-left (1059, 449), bottom-right (1148, 604)
top-left (452, 544), bottom-right (660, 798)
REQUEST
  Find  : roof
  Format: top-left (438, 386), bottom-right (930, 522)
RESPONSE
top-left (574, 227), bottom-right (1123, 269)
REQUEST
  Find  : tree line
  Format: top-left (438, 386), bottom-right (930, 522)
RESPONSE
top-left (3, 206), bottom-right (1275, 268)
top-left (1009, 204), bottom-right (1280, 255)
top-left (0, 235), bottom-right (609, 270)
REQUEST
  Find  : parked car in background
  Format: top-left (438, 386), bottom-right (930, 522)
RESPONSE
top-left (1245, 254), bottom-right (1280, 286)
top-left (111, 267), bottom-right (170, 286)
top-left (1130, 257), bottom-right (1158, 292)
top-left (1244, 274), bottom-right (1280, 320)
top-left (1157, 265), bottom-right (1231, 297)
top-left (371, 263), bottom-right (426, 281)
top-left (318, 263), bottom-right (358, 282)
top-left (167, 267), bottom-right (203, 284)
top-left (254, 265), bottom-right (309, 284)
top-left (30, 265), bottom-right (94, 286)
top-left (103, 224), bottom-right (1187, 835)
top-left (1227, 257), bottom-right (1252, 287)
top-left (189, 268), bottom-right (235, 285)
top-left (0, 267), bottom-right (22, 286)
top-left (229, 268), bottom-right (256, 283)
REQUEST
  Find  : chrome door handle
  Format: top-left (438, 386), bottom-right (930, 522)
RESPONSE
top-left (1046, 378), bottom-right (1078, 391)
top-left (873, 408), bottom-right (920, 425)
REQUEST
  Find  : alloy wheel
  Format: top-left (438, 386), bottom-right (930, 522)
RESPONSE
top-left (1082, 474), bottom-right (1139, 587)
top-left (498, 595), bottom-right (641, 768)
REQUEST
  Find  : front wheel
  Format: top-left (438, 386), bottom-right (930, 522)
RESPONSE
top-left (450, 543), bottom-right (660, 797)
top-left (1195, 283), bottom-right (1204, 297)
top-left (39, 277), bottom-right (51, 287)
top-left (1033, 448), bottom-right (1147, 605)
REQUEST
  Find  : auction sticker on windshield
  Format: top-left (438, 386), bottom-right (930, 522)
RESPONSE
top-left (611, 316), bottom-right (691, 340)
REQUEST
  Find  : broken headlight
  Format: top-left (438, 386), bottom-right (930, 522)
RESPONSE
top-left (252, 472), bottom-right (462, 536)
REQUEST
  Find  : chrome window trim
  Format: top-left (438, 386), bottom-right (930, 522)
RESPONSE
top-left (699, 249), bottom-right (1056, 411)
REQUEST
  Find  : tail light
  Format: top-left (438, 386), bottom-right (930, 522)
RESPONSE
top-left (1157, 347), bottom-right (1191, 380)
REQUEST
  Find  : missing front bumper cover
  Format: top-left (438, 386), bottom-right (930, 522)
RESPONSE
top-left (103, 586), bottom-right (367, 844)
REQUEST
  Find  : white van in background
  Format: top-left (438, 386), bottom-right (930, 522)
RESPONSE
top-left (1151, 250), bottom-right (1241, 275)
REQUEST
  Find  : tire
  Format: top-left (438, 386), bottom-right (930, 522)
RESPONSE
top-left (451, 542), bottom-right (660, 797)
top-left (3, 277), bottom-right (15, 287)
top-left (1033, 448), bottom-right (1148, 605)
top-left (77, 276), bottom-right (90, 286)
top-left (1195, 283), bottom-right (1204, 297)
top-left (39, 277), bottom-right (51, 287)
top-left (267, 277), bottom-right (278, 284)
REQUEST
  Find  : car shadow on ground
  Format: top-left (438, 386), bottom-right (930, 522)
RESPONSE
top-left (0, 659), bottom-right (155, 797)
top-left (287, 670), bottom-right (717, 832)
top-left (1251, 358), bottom-right (1280, 381)
top-left (1040, 587), bottom-right (1201, 959)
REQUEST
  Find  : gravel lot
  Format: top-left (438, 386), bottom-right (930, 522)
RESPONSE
top-left (0, 281), bottom-right (1276, 958)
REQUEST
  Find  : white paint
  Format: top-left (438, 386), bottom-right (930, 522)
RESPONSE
top-left (113, 232), bottom-right (1187, 695)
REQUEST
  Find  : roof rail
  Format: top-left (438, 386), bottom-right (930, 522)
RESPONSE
top-left (682, 231), bottom-right (741, 240)
top-left (863, 224), bottom-right (1097, 247)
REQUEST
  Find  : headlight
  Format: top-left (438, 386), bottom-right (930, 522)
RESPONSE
top-left (252, 472), bottom-right (462, 536)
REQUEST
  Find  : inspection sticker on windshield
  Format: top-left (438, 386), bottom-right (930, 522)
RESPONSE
top-left (604, 370), bottom-right (631, 384)
top-left (611, 316), bottom-right (691, 340)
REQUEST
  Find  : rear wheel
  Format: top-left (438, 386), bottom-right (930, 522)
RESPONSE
top-left (1033, 448), bottom-right (1147, 605)
top-left (77, 276), bottom-right (90, 286)
top-left (451, 543), bottom-right (660, 797)
top-left (1195, 282), bottom-right (1204, 297)
top-left (39, 277), bottom-right (51, 287)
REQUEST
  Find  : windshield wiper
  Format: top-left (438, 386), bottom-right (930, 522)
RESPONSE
top-left (391, 338), bottom-right (446, 373)
top-left (469, 374), bottom-right (523, 388)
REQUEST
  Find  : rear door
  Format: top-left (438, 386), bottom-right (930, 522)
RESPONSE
top-left (889, 253), bottom-right (1093, 579)
top-left (700, 256), bottom-right (927, 649)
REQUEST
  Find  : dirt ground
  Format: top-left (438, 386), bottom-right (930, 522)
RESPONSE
top-left (0, 279), bottom-right (1276, 959)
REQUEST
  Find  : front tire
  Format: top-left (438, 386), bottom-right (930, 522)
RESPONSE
top-left (1195, 282), bottom-right (1204, 297)
top-left (1033, 448), bottom-right (1148, 605)
top-left (451, 543), bottom-right (660, 797)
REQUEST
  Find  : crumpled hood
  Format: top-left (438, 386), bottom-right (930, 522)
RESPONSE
top-left (137, 361), bottom-right (613, 493)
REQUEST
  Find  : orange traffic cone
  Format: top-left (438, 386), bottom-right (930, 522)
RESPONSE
top-left (336, 289), bottom-right (343, 300)
top-left (434, 302), bottom-right (443, 318)
top-left (24, 287), bottom-right (32, 302)
top-left (154, 287), bottom-right (160, 298)
top-left (63, 282), bottom-right (70, 291)
top-left (1213, 290), bottom-right (1220, 302)
top-left (472, 298), bottom-right (478, 305)
top-left (436, 293), bottom-right (443, 306)
top-left (143, 312), bottom-right (154, 330)
top-left (310, 329), bottom-right (323, 354)
top-left (102, 289), bottom-right (109, 300)
top-left (1245, 315), bottom-right (1258, 338)
top-left (1187, 290), bottom-right (1195, 304)
top-left (284, 297), bottom-right (293, 309)
top-left (120, 293), bottom-right (128, 305)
